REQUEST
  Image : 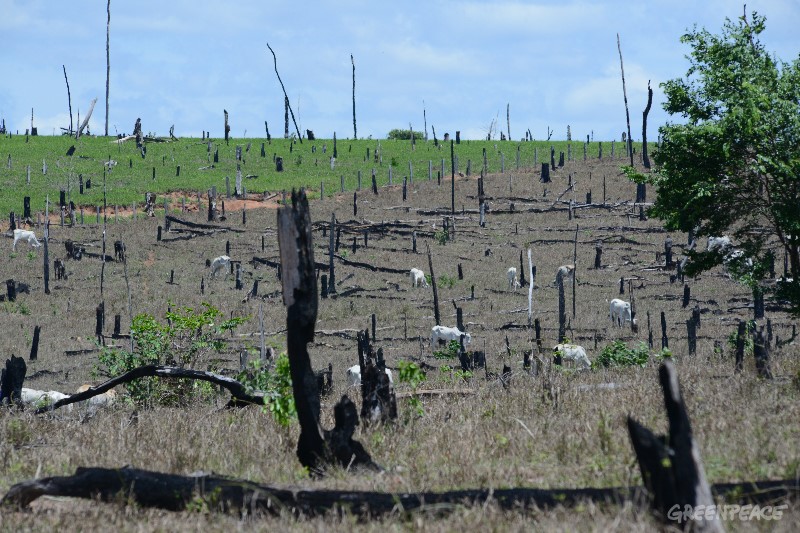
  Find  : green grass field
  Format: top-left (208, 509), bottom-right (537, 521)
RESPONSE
top-left (0, 134), bottom-right (640, 218)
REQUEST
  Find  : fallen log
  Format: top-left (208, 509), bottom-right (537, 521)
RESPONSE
top-left (2, 466), bottom-right (796, 518)
top-left (165, 215), bottom-right (244, 233)
top-left (252, 256), bottom-right (329, 271)
top-left (334, 255), bottom-right (408, 274)
top-left (33, 365), bottom-right (267, 414)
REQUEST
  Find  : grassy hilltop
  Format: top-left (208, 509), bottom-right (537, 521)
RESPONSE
top-left (0, 134), bottom-right (637, 217)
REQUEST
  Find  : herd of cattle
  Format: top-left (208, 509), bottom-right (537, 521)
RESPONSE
top-left (4, 225), bottom-right (652, 390)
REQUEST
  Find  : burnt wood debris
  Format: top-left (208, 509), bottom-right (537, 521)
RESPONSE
top-left (2, 358), bottom-right (796, 525)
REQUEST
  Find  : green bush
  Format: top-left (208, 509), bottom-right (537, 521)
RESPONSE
top-left (437, 274), bottom-right (456, 288)
top-left (95, 302), bottom-right (247, 407)
top-left (387, 128), bottom-right (424, 141)
top-left (398, 360), bottom-right (426, 389)
top-left (433, 340), bottom-right (461, 359)
top-left (592, 340), bottom-right (652, 369)
top-left (237, 354), bottom-right (296, 426)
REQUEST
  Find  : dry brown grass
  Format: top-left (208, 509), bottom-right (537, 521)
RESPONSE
top-left (1, 153), bottom-right (798, 530)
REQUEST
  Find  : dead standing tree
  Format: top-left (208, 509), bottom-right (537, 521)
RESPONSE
top-left (351, 53), bottom-right (357, 140)
top-left (105, 0), bottom-right (110, 136)
top-left (642, 80), bottom-right (653, 169)
top-left (75, 98), bottom-right (97, 139)
top-left (277, 189), bottom-right (378, 474)
top-left (224, 109), bottom-right (230, 144)
top-left (267, 43), bottom-right (302, 143)
top-left (617, 33), bottom-right (634, 167)
top-left (627, 360), bottom-right (723, 531)
top-left (63, 65), bottom-right (73, 135)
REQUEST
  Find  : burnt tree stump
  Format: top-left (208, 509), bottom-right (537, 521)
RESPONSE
top-left (277, 189), bottom-right (379, 475)
top-left (734, 320), bottom-right (746, 373)
top-left (627, 361), bottom-right (721, 531)
top-left (29, 326), bottom-right (41, 361)
top-left (0, 355), bottom-right (27, 406)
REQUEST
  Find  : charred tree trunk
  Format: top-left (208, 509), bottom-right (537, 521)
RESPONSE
top-left (627, 361), bottom-right (722, 531)
top-left (427, 243), bottom-right (440, 326)
top-left (642, 80), bottom-right (653, 169)
top-left (351, 54), bottom-right (357, 140)
top-left (105, 0), bottom-right (110, 136)
top-left (0, 355), bottom-right (27, 406)
top-left (63, 65), bottom-right (73, 135)
top-left (267, 44), bottom-right (302, 143)
top-left (277, 189), bottom-right (377, 475)
top-left (617, 33), bottom-right (634, 168)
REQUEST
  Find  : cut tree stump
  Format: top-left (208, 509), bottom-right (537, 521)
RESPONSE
top-left (627, 360), bottom-right (723, 531)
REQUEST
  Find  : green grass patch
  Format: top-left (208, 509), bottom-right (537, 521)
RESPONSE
top-left (0, 135), bottom-right (639, 216)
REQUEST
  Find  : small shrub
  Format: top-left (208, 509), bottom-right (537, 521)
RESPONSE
top-left (437, 274), bottom-right (456, 288)
top-left (434, 228), bottom-right (448, 245)
top-left (5, 419), bottom-right (32, 449)
top-left (237, 355), bottom-right (296, 426)
top-left (398, 360), bottom-right (426, 389)
top-left (433, 340), bottom-right (460, 359)
top-left (727, 320), bottom-right (756, 357)
top-left (94, 302), bottom-right (247, 407)
top-left (387, 128), bottom-right (424, 141)
top-left (593, 340), bottom-right (651, 369)
top-left (26, 252), bottom-right (36, 261)
top-left (453, 369), bottom-right (473, 382)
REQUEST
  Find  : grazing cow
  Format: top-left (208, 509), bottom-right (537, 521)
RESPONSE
top-left (410, 267), bottom-right (428, 288)
top-left (554, 264), bottom-right (576, 285)
top-left (20, 388), bottom-right (72, 411)
top-left (345, 364), bottom-right (393, 387)
top-left (609, 298), bottom-right (638, 332)
top-left (507, 267), bottom-right (520, 291)
top-left (209, 255), bottom-right (232, 278)
top-left (431, 325), bottom-right (471, 348)
top-left (54, 259), bottom-right (67, 280)
top-left (707, 236), bottom-right (752, 275)
top-left (12, 229), bottom-right (41, 251)
top-left (114, 240), bottom-right (126, 262)
top-left (76, 384), bottom-right (118, 408)
top-left (553, 343), bottom-right (592, 369)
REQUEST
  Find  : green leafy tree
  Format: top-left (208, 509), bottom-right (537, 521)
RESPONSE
top-left (630, 12), bottom-right (800, 314)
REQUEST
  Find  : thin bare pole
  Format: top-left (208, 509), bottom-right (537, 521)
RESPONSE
top-left (617, 33), bottom-right (634, 167)
top-left (267, 43), bottom-right (302, 143)
top-left (642, 80), bottom-right (653, 169)
top-left (105, 0), bottom-right (110, 136)
top-left (351, 53), bottom-right (357, 140)
top-left (63, 65), bottom-right (73, 135)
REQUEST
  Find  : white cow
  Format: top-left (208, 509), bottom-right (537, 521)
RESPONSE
top-left (507, 267), bottom-right (520, 291)
top-left (554, 264), bottom-right (575, 285)
top-left (209, 255), bottom-right (232, 278)
top-left (553, 343), bottom-right (591, 369)
top-left (20, 388), bottom-right (72, 411)
top-left (609, 298), bottom-right (638, 332)
top-left (346, 364), bottom-right (394, 387)
top-left (12, 229), bottom-right (41, 251)
top-left (410, 268), bottom-right (428, 288)
top-left (707, 236), bottom-right (752, 275)
top-left (707, 236), bottom-right (732, 253)
top-left (431, 325), bottom-right (471, 348)
top-left (76, 384), bottom-right (118, 407)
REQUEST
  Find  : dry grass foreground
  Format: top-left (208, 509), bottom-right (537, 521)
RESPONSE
top-left (1, 154), bottom-right (798, 531)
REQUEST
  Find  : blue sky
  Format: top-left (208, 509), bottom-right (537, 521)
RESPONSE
top-left (1, 1), bottom-right (797, 141)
